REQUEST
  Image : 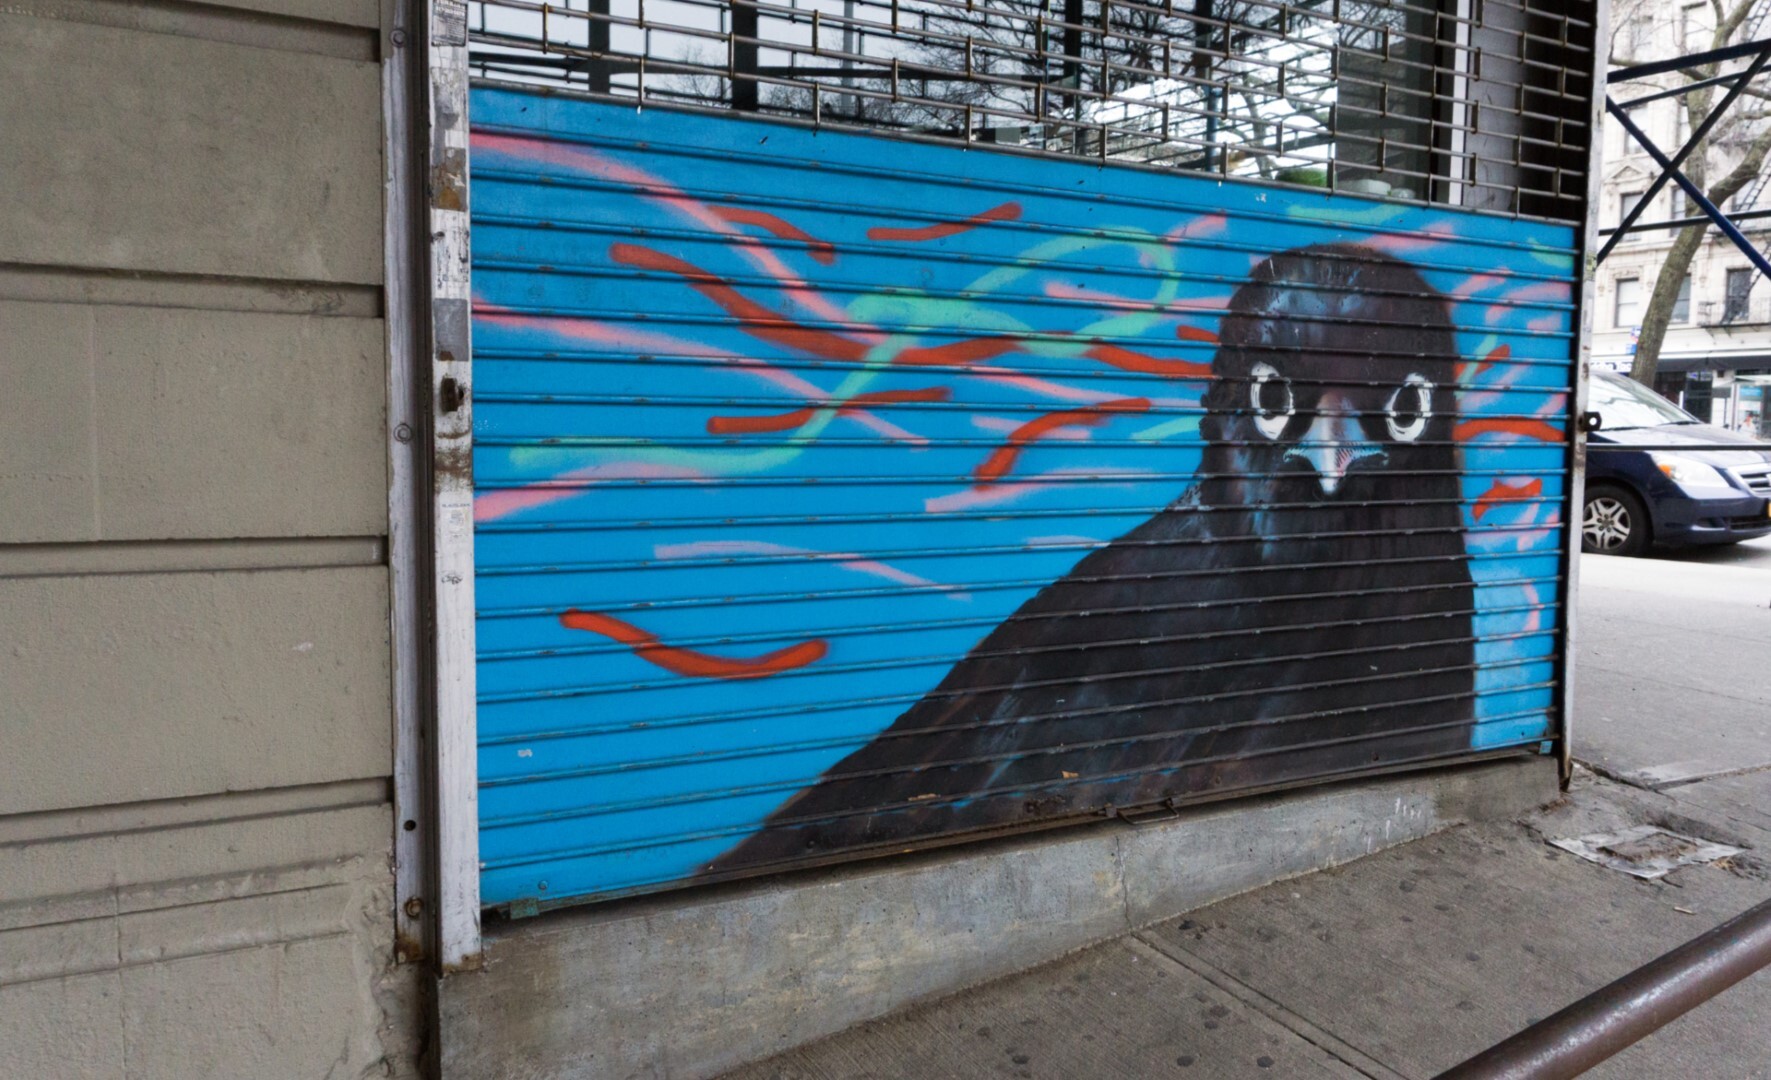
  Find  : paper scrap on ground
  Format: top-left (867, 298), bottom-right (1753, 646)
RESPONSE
top-left (1550, 825), bottom-right (1744, 880)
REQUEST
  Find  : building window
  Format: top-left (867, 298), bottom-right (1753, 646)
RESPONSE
top-left (1617, 277), bottom-right (1642, 328)
top-left (1681, 4), bottom-right (1708, 49)
top-left (1626, 13), bottom-right (1655, 56)
top-left (1619, 190), bottom-right (1645, 235)
top-left (1725, 269), bottom-right (1755, 322)
top-left (1671, 186), bottom-right (1689, 220)
top-left (1672, 276), bottom-right (1692, 323)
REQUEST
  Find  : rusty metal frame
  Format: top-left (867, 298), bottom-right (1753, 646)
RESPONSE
top-left (427, 0), bottom-right (484, 973)
top-left (386, 0), bottom-right (435, 966)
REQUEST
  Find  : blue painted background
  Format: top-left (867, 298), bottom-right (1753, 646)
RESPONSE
top-left (468, 87), bottom-right (1577, 907)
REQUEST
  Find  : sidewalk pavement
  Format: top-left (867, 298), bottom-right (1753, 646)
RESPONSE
top-left (722, 768), bottom-right (1771, 1080)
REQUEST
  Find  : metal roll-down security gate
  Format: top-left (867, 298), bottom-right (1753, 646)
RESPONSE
top-left (448, 0), bottom-right (1596, 916)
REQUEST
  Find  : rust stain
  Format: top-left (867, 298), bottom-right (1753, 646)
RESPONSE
top-left (435, 442), bottom-right (474, 483)
top-left (432, 148), bottom-right (468, 212)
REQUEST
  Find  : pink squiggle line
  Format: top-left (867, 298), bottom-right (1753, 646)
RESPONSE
top-left (653, 540), bottom-right (970, 599)
top-left (971, 366), bottom-right (1125, 404)
top-left (478, 306), bottom-right (727, 358)
top-left (1039, 283), bottom-right (1238, 318)
top-left (1471, 357), bottom-right (1530, 391)
top-left (472, 133), bottom-right (866, 331)
top-left (1165, 213), bottom-right (1229, 241)
top-left (1512, 526), bottom-right (1561, 553)
top-left (1366, 233), bottom-right (1449, 256)
top-left (474, 462), bottom-right (707, 522)
top-left (1366, 222), bottom-right (1460, 257)
top-left (1526, 314), bottom-right (1565, 332)
top-left (972, 415), bottom-right (1096, 438)
top-left (1166, 292), bottom-right (1237, 312)
top-left (1044, 282), bottom-right (1169, 310)
top-left (725, 358), bottom-right (926, 442)
top-left (1501, 280), bottom-right (1573, 304)
top-left (1520, 581), bottom-right (1543, 632)
top-left (476, 304), bottom-right (921, 442)
top-left (925, 467), bottom-right (1153, 513)
top-left (1026, 534), bottom-right (1105, 547)
top-left (1461, 386), bottom-right (1567, 413)
top-left (1449, 273), bottom-right (1509, 299)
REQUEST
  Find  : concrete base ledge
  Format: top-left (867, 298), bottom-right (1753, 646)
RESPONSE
top-left (439, 756), bottom-right (1558, 1080)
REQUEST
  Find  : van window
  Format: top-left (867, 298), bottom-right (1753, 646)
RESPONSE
top-left (1589, 373), bottom-right (1697, 430)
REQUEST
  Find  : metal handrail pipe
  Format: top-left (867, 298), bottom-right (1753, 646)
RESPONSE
top-left (1434, 896), bottom-right (1771, 1079)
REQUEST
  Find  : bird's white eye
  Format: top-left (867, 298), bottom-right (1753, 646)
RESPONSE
top-left (1249, 361), bottom-right (1293, 440)
top-left (1386, 374), bottom-right (1433, 442)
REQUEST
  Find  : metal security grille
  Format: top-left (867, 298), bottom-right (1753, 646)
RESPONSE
top-left (466, 85), bottom-right (1579, 910)
top-left (468, 0), bottom-right (1593, 219)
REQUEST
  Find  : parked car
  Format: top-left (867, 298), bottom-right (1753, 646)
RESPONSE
top-left (1582, 370), bottom-right (1771, 556)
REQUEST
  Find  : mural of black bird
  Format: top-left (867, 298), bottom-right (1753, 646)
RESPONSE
top-left (711, 243), bottom-right (1477, 875)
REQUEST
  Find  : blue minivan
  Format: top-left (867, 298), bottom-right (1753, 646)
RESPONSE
top-left (1583, 370), bottom-right (1771, 556)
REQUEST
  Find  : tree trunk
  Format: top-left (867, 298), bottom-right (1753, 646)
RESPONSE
top-left (1628, 223), bottom-right (1708, 385)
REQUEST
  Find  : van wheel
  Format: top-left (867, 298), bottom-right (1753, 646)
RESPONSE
top-left (1582, 486), bottom-right (1649, 556)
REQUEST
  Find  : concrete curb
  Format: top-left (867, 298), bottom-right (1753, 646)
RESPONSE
top-left (439, 756), bottom-right (1559, 1080)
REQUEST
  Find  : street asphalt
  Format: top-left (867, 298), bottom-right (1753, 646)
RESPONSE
top-left (720, 536), bottom-right (1771, 1080)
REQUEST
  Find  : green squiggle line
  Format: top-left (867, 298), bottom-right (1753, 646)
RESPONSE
top-left (509, 335), bottom-right (916, 475)
top-left (1288, 202), bottom-right (1410, 226)
top-left (1130, 416), bottom-right (1202, 442)
top-left (511, 226), bottom-right (1200, 479)
top-left (1527, 241), bottom-right (1576, 272)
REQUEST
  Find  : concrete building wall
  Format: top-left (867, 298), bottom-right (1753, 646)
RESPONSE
top-left (0, 5), bottom-right (420, 1077)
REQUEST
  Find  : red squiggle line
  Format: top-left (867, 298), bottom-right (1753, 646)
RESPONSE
top-left (707, 387), bottom-right (952, 434)
top-left (868, 202), bottom-right (1022, 242)
top-left (1472, 478), bottom-right (1544, 520)
top-left (1172, 325), bottom-right (1220, 345)
top-left (1476, 344), bottom-right (1512, 375)
top-left (1455, 417), bottom-right (1564, 442)
top-left (610, 243), bottom-right (870, 362)
top-left (559, 610), bottom-right (828, 679)
top-left (711, 206), bottom-right (837, 264)
top-left (974, 398), bottom-right (1151, 484)
top-left (896, 336), bottom-right (1025, 367)
top-left (1086, 343), bottom-right (1211, 377)
top-left (471, 133), bottom-right (864, 328)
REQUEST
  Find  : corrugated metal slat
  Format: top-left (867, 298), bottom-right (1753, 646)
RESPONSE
top-left (468, 86), bottom-right (1579, 910)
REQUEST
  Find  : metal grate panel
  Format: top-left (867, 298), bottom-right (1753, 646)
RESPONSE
top-left (469, 0), bottom-right (1594, 219)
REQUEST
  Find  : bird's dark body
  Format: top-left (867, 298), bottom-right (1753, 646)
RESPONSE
top-left (710, 244), bottom-right (1477, 874)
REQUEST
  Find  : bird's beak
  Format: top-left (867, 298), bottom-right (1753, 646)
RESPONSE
top-left (1287, 393), bottom-right (1384, 496)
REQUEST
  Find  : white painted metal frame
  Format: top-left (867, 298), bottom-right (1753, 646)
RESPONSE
top-left (1560, 0), bottom-right (1610, 788)
top-left (1443, 0), bottom-right (1473, 208)
top-left (428, 0), bottom-right (483, 971)
top-left (385, 0), bottom-right (432, 964)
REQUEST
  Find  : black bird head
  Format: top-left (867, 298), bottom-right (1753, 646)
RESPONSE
top-left (1199, 244), bottom-right (1462, 512)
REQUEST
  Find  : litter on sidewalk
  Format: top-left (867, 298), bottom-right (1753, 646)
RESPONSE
top-left (1548, 825), bottom-right (1744, 880)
